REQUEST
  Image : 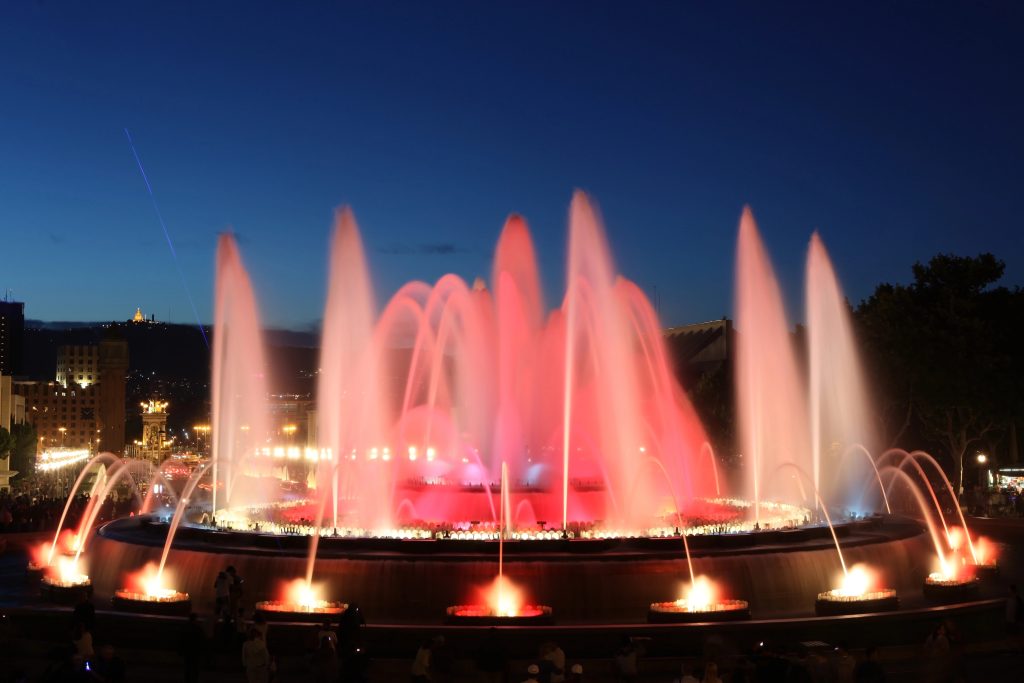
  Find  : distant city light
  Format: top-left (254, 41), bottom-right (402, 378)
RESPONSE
top-left (37, 448), bottom-right (90, 472)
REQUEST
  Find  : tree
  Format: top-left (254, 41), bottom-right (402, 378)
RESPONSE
top-left (7, 422), bottom-right (38, 482)
top-left (857, 253), bottom-right (1023, 493)
top-left (0, 426), bottom-right (14, 461)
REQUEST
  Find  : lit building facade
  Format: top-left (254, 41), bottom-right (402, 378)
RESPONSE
top-left (0, 374), bottom-right (27, 490)
top-left (56, 345), bottom-right (100, 388)
top-left (15, 380), bottom-right (100, 450)
top-left (12, 330), bottom-right (129, 456)
top-left (98, 332), bottom-right (129, 454)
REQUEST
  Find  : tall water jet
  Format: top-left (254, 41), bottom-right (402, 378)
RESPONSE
top-left (807, 233), bottom-right (876, 508)
top-left (735, 209), bottom-right (809, 519)
top-left (317, 207), bottom-right (388, 530)
top-left (211, 234), bottom-right (270, 515)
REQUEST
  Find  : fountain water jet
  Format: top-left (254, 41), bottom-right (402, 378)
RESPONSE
top-left (735, 209), bottom-right (809, 521)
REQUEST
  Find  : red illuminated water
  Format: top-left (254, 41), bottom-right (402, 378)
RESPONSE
top-left (213, 193), bottom-right (714, 534)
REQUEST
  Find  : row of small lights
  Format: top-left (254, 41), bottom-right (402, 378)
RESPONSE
top-left (36, 448), bottom-right (91, 472)
top-left (251, 445), bottom-right (444, 463)
top-left (207, 497), bottom-right (810, 542)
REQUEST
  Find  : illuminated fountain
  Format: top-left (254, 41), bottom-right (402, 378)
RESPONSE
top-left (202, 194), bottom-right (721, 536)
top-left (255, 578), bottom-right (348, 623)
top-left (40, 554), bottom-right (92, 604)
top-left (112, 561), bottom-right (191, 615)
top-left (447, 463), bottom-right (553, 624)
top-left (31, 454), bottom-right (143, 603)
top-left (447, 575), bottom-right (553, 625)
top-left (649, 473), bottom-right (749, 622)
top-left (83, 197), bottom-right (982, 623)
top-left (649, 574), bottom-right (750, 623)
top-left (815, 563), bottom-right (898, 616)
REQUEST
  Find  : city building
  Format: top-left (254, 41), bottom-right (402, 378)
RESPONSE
top-left (12, 330), bottom-right (129, 456)
top-left (0, 374), bottom-right (27, 490)
top-left (56, 344), bottom-right (100, 388)
top-left (663, 317), bottom-right (733, 386)
top-left (0, 299), bottom-right (25, 376)
top-left (98, 331), bottom-right (129, 453)
top-left (268, 395), bottom-right (316, 448)
top-left (14, 380), bottom-right (100, 450)
top-left (131, 307), bottom-right (158, 324)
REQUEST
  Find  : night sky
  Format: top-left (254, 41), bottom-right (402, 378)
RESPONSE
top-left (2, 1), bottom-right (1021, 330)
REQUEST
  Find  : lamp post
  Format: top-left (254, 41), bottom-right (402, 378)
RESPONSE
top-left (977, 452), bottom-right (990, 492)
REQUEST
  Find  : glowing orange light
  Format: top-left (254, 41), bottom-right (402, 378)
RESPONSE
top-left (283, 578), bottom-right (329, 611)
top-left (481, 575), bottom-right (525, 617)
top-left (675, 575), bottom-right (717, 611)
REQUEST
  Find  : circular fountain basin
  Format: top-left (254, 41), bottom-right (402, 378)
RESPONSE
top-left (923, 575), bottom-right (981, 603)
top-left (814, 589), bottom-right (899, 616)
top-left (112, 589), bottom-right (192, 616)
top-left (647, 599), bottom-right (751, 623)
top-left (40, 576), bottom-right (93, 604)
top-left (91, 514), bottom-right (934, 623)
top-left (255, 600), bottom-right (349, 623)
top-left (445, 604), bottom-right (553, 625)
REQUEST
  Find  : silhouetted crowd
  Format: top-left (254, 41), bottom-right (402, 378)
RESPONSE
top-left (0, 490), bottom-right (138, 534)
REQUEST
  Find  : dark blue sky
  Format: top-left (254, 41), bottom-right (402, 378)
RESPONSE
top-left (2, 1), bottom-right (1021, 329)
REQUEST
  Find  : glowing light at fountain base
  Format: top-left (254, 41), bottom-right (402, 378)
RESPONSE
top-left (446, 574), bottom-right (553, 625)
top-left (923, 572), bottom-right (981, 603)
top-left (112, 588), bottom-right (192, 615)
top-left (445, 604), bottom-right (553, 625)
top-left (814, 564), bottom-right (898, 616)
top-left (648, 599), bottom-right (750, 623)
top-left (40, 558), bottom-right (92, 604)
top-left (814, 588), bottom-right (898, 616)
top-left (648, 575), bottom-right (750, 623)
top-left (110, 563), bottom-right (192, 614)
top-left (255, 579), bottom-right (348, 622)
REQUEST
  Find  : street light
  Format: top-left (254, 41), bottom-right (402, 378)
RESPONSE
top-left (58, 426), bottom-right (67, 446)
top-left (977, 453), bottom-right (988, 465)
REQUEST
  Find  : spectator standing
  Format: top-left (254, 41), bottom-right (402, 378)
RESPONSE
top-left (72, 622), bottom-right (94, 660)
top-left (227, 566), bottom-right (244, 614)
top-left (613, 637), bottom-right (639, 681)
top-left (317, 620), bottom-right (338, 649)
top-left (311, 638), bottom-right (339, 683)
top-left (541, 641), bottom-right (566, 683)
top-left (73, 595), bottom-right (96, 632)
top-left (241, 629), bottom-right (271, 683)
top-left (213, 572), bottom-right (230, 618)
top-left (410, 638), bottom-right (433, 682)
top-left (701, 662), bottom-right (722, 683)
top-left (675, 663), bottom-right (699, 683)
